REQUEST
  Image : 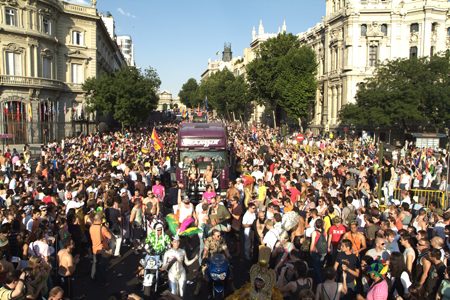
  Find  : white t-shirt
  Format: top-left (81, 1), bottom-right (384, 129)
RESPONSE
top-left (242, 211), bottom-right (256, 235)
top-left (263, 228), bottom-right (280, 251)
top-left (305, 217), bottom-right (319, 238)
top-left (26, 219), bottom-right (35, 232)
top-left (366, 248), bottom-right (390, 261)
top-left (29, 240), bottom-right (54, 258)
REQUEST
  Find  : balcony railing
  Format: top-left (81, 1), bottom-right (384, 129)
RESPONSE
top-left (67, 83), bottom-right (83, 92)
top-left (0, 75), bottom-right (65, 90)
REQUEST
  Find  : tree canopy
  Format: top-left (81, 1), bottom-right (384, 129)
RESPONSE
top-left (83, 67), bottom-right (161, 127)
top-left (198, 69), bottom-right (253, 121)
top-left (178, 78), bottom-right (199, 108)
top-left (246, 33), bottom-right (317, 123)
top-left (339, 51), bottom-right (450, 132)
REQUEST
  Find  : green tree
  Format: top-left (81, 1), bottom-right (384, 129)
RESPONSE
top-left (246, 33), bottom-right (317, 124)
top-left (83, 67), bottom-right (160, 127)
top-left (198, 69), bottom-right (252, 121)
top-left (339, 51), bottom-right (450, 132)
top-left (178, 78), bottom-right (199, 108)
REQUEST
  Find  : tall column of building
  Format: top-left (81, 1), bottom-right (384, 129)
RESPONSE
top-left (326, 86), bottom-right (332, 125)
top-left (330, 86), bottom-right (335, 124)
top-left (422, 9), bottom-right (432, 57)
top-left (27, 46), bottom-right (32, 77)
top-left (337, 86), bottom-right (341, 122)
top-left (333, 86), bottom-right (338, 124)
top-left (34, 46), bottom-right (38, 78)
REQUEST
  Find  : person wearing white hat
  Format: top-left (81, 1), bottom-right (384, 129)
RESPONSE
top-left (161, 236), bottom-right (198, 297)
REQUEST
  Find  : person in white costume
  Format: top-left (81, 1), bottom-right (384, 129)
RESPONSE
top-left (160, 236), bottom-right (198, 297)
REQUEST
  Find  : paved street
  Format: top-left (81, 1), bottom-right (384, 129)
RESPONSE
top-left (73, 240), bottom-right (251, 300)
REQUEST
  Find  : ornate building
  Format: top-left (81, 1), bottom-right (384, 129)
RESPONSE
top-left (156, 90), bottom-right (184, 111)
top-left (299, 0), bottom-right (450, 132)
top-left (201, 20), bottom-right (287, 123)
top-left (0, 0), bottom-right (126, 144)
top-left (201, 43), bottom-right (244, 80)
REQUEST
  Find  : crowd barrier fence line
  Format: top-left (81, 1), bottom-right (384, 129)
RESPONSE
top-left (392, 188), bottom-right (448, 209)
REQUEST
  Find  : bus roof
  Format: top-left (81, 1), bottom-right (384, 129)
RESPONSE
top-left (178, 123), bottom-right (227, 148)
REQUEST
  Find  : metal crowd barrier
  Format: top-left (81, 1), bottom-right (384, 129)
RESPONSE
top-left (393, 188), bottom-right (448, 209)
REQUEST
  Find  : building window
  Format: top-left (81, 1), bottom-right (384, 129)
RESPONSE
top-left (71, 63), bottom-right (84, 84)
top-left (410, 23), bottom-right (419, 34)
top-left (72, 31), bottom-right (84, 46)
top-left (5, 8), bottom-right (17, 26)
top-left (42, 57), bottom-right (52, 79)
top-left (409, 46), bottom-right (418, 59)
top-left (3, 101), bottom-right (27, 144)
top-left (430, 46), bottom-right (435, 57)
top-left (43, 17), bottom-right (51, 35)
top-left (381, 24), bottom-right (388, 36)
top-left (361, 24), bottom-right (367, 37)
top-left (369, 45), bottom-right (378, 66)
top-left (448, 27), bottom-right (450, 36)
top-left (431, 22), bottom-right (438, 33)
top-left (5, 52), bottom-right (22, 76)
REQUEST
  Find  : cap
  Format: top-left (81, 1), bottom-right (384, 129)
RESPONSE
top-left (154, 223), bottom-right (164, 230)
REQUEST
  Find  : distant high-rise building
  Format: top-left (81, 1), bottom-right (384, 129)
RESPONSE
top-left (100, 13), bottom-right (116, 40)
top-left (117, 35), bottom-right (135, 66)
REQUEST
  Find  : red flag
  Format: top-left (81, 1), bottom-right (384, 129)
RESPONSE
top-left (150, 128), bottom-right (163, 151)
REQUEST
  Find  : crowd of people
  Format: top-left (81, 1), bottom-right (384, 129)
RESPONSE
top-left (0, 121), bottom-right (447, 300)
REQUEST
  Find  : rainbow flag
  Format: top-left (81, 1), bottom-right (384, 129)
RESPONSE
top-left (151, 128), bottom-right (163, 151)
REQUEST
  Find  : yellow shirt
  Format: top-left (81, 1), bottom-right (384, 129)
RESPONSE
top-left (258, 185), bottom-right (267, 203)
top-left (324, 213), bottom-right (335, 233)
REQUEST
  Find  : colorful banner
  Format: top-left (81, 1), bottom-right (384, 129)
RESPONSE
top-left (151, 127), bottom-right (163, 151)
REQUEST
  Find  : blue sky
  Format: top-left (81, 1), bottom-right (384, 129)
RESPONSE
top-left (70, 0), bottom-right (325, 95)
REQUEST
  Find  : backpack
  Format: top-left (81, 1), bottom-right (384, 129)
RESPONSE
top-left (315, 231), bottom-right (327, 254)
top-left (346, 206), bottom-right (357, 225)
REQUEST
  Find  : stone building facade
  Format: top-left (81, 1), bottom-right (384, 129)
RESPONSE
top-left (156, 90), bottom-right (184, 112)
top-left (0, 0), bottom-right (126, 144)
top-left (299, 0), bottom-right (450, 132)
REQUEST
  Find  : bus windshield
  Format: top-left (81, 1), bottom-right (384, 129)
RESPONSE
top-left (179, 150), bottom-right (227, 170)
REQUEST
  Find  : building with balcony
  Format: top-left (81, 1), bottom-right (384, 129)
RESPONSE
top-left (117, 35), bottom-right (135, 67)
top-left (0, 0), bottom-right (126, 144)
top-left (298, 0), bottom-right (450, 132)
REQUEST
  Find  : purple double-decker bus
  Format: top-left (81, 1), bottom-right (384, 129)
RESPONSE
top-left (176, 123), bottom-right (230, 199)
